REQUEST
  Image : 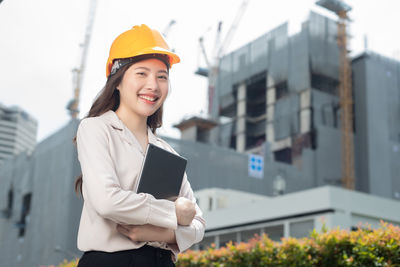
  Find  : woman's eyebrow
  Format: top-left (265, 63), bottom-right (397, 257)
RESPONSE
top-left (158, 70), bottom-right (168, 75)
top-left (134, 67), bottom-right (168, 74)
top-left (134, 66), bottom-right (150, 71)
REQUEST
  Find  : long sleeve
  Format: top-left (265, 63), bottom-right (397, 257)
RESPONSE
top-left (173, 173), bottom-right (206, 252)
top-left (76, 118), bottom-right (177, 229)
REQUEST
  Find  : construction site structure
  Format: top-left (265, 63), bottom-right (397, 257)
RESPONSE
top-left (162, 19), bottom-right (176, 38)
top-left (66, 0), bottom-right (97, 119)
top-left (316, 0), bottom-right (355, 191)
top-left (176, 10), bottom-right (400, 199)
top-left (196, 0), bottom-right (250, 120)
top-left (337, 6), bottom-right (355, 190)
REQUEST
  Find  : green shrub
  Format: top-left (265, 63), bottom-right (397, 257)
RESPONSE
top-left (177, 221), bottom-right (400, 267)
top-left (50, 221), bottom-right (400, 267)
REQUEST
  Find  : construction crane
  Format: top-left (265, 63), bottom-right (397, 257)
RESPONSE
top-left (162, 20), bottom-right (176, 37)
top-left (66, 0), bottom-right (97, 119)
top-left (195, 0), bottom-right (250, 119)
top-left (316, 0), bottom-right (355, 190)
top-left (162, 20), bottom-right (177, 53)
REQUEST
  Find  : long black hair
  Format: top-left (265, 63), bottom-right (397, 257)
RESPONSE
top-left (74, 54), bottom-right (170, 195)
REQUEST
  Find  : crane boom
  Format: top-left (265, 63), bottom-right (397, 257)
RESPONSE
top-left (194, 0), bottom-right (251, 117)
top-left (199, 37), bottom-right (211, 68)
top-left (162, 20), bottom-right (176, 37)
top-left (208, 0), bottom-right (250, 118)
top-left (67, 0), bottom-right (97, 119)
top-left (217, 0), bottom-right (250, 59)
top-left (212, 22), bottom-right (223, 63)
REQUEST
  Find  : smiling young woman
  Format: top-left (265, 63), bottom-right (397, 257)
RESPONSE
top-left (74, 25), bottom-right (205, 267)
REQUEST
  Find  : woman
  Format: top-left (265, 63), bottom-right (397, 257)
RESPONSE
top-left (75, 24), bottom-right (205, 267)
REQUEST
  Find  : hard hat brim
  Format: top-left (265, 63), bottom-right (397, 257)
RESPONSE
top-left (106, 47), bottom-right (180, 77)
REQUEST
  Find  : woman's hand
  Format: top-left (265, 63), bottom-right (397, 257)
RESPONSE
top-left (175, 197), bottom-right (196, 226)
top-left (116, 224), bottom-right (176, 243)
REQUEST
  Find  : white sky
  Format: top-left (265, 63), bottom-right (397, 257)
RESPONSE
top-left (0, 0), bottom-right (399, 142)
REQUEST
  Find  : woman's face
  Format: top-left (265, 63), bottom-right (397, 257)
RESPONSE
top-left (117, 58), bottom-right (169, 120)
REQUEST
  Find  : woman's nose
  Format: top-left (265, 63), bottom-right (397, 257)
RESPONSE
top-left (144, 74), bottom-right (159, 90)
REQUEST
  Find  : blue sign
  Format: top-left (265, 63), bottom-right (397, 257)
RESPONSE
top-left (248, 154), bottom-right (264, 179)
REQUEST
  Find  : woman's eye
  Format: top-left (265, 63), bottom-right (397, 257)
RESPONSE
top-left (158, 75), bottom-right (168, 80)
top-left (136, 72), bottom-right (146, 76)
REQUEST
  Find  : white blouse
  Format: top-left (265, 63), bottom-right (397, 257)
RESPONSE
top-left (76, 110), bottom-right (205, 260)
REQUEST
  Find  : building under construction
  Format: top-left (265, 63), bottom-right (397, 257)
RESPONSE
top-left (0, 11), bottom-right (400, 267)
top-left (177, 11), bottom-right (400, 199)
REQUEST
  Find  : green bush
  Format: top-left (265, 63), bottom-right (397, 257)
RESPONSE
top-left (177, 221), bottom-right (400, 267)
top-left (50, 221), bottom-right (400, 267)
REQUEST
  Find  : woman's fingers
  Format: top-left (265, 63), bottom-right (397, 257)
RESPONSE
top-left (116, 224), bottom-right (128, 235)
top-left (117, 224), bottom-right (131, 231)
top-left (116, 224), bottom-right (176, 243)
top-left (117, 224), bottom-right (139, 241)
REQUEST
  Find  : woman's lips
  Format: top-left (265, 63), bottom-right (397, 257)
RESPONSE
top-left (140, 98), bottom-right (156, 104)
top-left (138, 95), bottom-right (158, 104)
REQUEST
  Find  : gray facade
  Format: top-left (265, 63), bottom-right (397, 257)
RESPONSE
top-left (163, 136), bottom-right (315, 196)
top-left (352, 53), bottom-right (400, 198)
top-left (0, 103), bottom-right (38, 165)
top-left (0, 11), bottom-right (399, 267)
top-left (211, 11), bottom-right (400, 199)
top-left (0, 120), bottom-right (81, 267)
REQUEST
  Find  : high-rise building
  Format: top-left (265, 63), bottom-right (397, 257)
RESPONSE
top-left (0, 103), bottom-right (38, 164)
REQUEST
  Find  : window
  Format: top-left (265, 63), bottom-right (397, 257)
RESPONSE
top-left (289, 219), bottom-right (314, 238)
top-left (1, 187), bottom-right (13, 219)
top-left (198, 236), bottom-right (214, 250)
top-left (230, 135), bottom-right (236, 150)
top-left (264, 225), bottom-right (284, 241)
top-left (321, 103), bottom-right (340, 128)
top-left (246, 77), bottom-right (267, 150)
top-left (274, 148), bottom-right (292, 164)
top-left (197, 128), bottom-right (210, 143)
top-left (208, 197), bottom-right (213, 211)
top-left (219, 232), bottom-right (237, 248)
top-left (246, 78), bottom-right (266, 118)
top-left (241, 228), bottom-right (261, 242)
top-left (276, 81), bottom-right (289, 99)
top-left (16, 193), bottom-right (32, 237)
top-left (311, 74), bottom-right (338, 95)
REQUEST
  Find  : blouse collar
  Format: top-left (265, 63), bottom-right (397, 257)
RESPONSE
top-left (100, 110), bottom-right (160, 149)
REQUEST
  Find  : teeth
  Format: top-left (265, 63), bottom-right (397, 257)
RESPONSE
top-left (139, 95), bottom-right (157, 102)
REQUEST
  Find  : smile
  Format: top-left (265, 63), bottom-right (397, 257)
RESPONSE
top-left (138, 95), bottom-right (159, 103)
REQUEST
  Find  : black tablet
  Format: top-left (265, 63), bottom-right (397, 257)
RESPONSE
top-left (137, 143), bottom-right (187, 199)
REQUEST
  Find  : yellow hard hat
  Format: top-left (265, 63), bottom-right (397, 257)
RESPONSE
top-left (106, 24), bottom-right (180, 77)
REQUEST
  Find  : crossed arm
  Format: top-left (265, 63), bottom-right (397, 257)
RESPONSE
top-left (116, 197), bottom-right (196, 244)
